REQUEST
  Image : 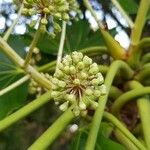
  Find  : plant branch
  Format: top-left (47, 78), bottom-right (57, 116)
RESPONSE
top-left (130, 0), bottom-right (150, 46)
top-left (142, 53), bottom-right (150, 64)
top-left (3, 3), bottom-right (24, 41)
top-left (83, 0), bottom-right (127, 60)
top-left (56, 21), bottom-right (66, 71)
top-left (128, 37), bottom-right (150, 68)
top-left (0, 36), bottom-right (51, 90)
top-left (28, 106), bottom-right (75, 150)
top-left (0, 91), bottom-right (52, 131)
top-left (110, 0), bottom-right (134, 28)
top-left (125, 80), bottom-right (150, 150)
top-left (24, 23), bottom-right (42, 67)
top-left (85, 60), bottom-right (133, 150)
top-left (104, 112), bottom-right (147, 150)
top-left (135, 65), bottom-right (150, 83)
top-left (115, 129), bottom-right (139, 150)
top-left (111, 86), bottom-right (150, 115)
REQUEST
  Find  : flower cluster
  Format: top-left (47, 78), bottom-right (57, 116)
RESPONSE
top-left (28, 73), bottom-right (50, 97)
top-left (22, 0), bottom-right (80, 35)
top-left (51, 51), bottom-right (106, 116)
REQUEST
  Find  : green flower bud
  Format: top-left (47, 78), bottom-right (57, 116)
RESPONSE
top-left (73, 79), bottom-right (80, 85)
top-left (58, 63), bottom-right (64, 69)
top-left (65, 94), bottom-right (76, 102)
top-left (41, 18), bottom-right (48, 25)
top-left (53, 22), bottom-right (61, 32)
top-left (22, 8), bottom-right (29, 15)
top-left (54, 69), bottom-right (64, 78)
top-left (99, 84), bottom-right (107, 95)
top-left (54, 13), bottom-right (62, 19)
top-left (91, 78), bottom-right (100, 86)
top-left (63, 66), bottom-right (70, 74)
top-left (51, 91), bottom-right (61, 98)
top-left (65, 55), bottom-right (72, 63)
top-left (29, 9), bottom-right (37, 15)
top-left (58, 5), bottom-right (69, 12)
top-left (43, 7), bottom-right (50, 14)
top-left (96, 73), bottom-right (104, 84)
top-left (77, 62), bottom-right (84, 70)
top-left (83, 56), bottom-right (92, 66)
top-left (89, 64), bottom-right (99, 75)
top-left (85, 88), bottom-right (93, 96)
top-left (52, 78), bottom-right (59, 85)
top-left (28, 86), bottom-right (37, 94)
top-left (80, 72), bottom-right (88, 80)
top-left (93, 90), bottom-right (101, 97)
top-left (69, 65), bottom-right (76, 74)
top-left (59, 101), bottom-right (69, 111)
top-left (48, 5), bottom-right (55, 11)
top-left (79, 99), bottom-right (86, 110)
top-left (62, 13), bottom-right (70, 21)
top-left (58, 80), bottom-right (66, 88)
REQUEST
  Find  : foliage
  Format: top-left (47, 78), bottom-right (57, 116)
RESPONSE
top-left (0, 0), bottom-right (150, 150)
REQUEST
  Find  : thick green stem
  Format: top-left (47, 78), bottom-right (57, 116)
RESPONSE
top-left (138, 97), bottom-right (150, 150)
top-left (109, 86), bottom-right (123, 100)
top-left (28, 106), bottom-right (74, 150)
top-left (0, 91), bottom-right (52, 131)
top-left (142, 53), bottom-right (150, 64)
top-left (85, 60), bottom-right (133, 150)
top-left (0, 37), bottom-right (51, 90)
top-left (111, 86), bottom-right (150, 115)
top-left (115, 129), bottom-right (138, 150)
top-left (135, 66), bottom-right (150, 83)
top-left (104, 112), bottom-right (146, 150)
top-left (110, 0), bottom-right (134, 28)
top-left (3, 3), bottom-right (24, 41)
top-left (128, 38), bottom-right (150, 68)
top-left (83, 0), bottom-right (127, 60)
top-left (56, 21), bottom-right (66, 70)
top-left (79, 46), bottom-right (107, 55)
top-left (24, 24), bottom-right (42, 67)
top-left (125, 81), bottom-right (150, 150)
top-left (130, 0), bottom-right (150, 46)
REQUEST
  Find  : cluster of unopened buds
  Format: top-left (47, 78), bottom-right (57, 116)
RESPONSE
top-left (28, 73), bottom-right (51, 97)
top-left (51, 51), bottom-right (106, 116)
top-left (21, 0), bottom-right (80, 36)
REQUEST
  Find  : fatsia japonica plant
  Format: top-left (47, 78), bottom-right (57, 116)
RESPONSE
top-left (0, 0), bottom-right (150, 149)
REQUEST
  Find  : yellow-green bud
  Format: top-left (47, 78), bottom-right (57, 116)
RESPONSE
top-left (59, 101), bottom-right (69, 111)
top-left (43, 7), bottom-right (50, 14)
top-left (41, 18), bottom-right (48, 25)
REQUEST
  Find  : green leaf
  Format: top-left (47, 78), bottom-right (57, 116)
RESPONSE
top-left (0, 82), bottom-right (28, 119)
top-left (117, 0), bottom-right (138, 15)
top-left (38, 19), bottom-right (107, 54)
top-left (70, 123), bottom-right (125, 150)
top-left (0, 35), bottom-right (28, 119)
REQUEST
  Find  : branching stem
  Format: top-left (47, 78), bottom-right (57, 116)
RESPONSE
top-left (0, 91), bottom-right (52, 131)
top-left (3, 3), bottom-right (24, 41)
top-left (104, 112), bottom-right (147, 150)
top-left (56, 21), bottom-right (66, 71)
top-left (85, 60), bottom-right (133, 150)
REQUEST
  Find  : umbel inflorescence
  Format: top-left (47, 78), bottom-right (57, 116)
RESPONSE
top-left (22, 0), bottom-right (80, 35)
top-left (51, 51), bottom-right (106, 116)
